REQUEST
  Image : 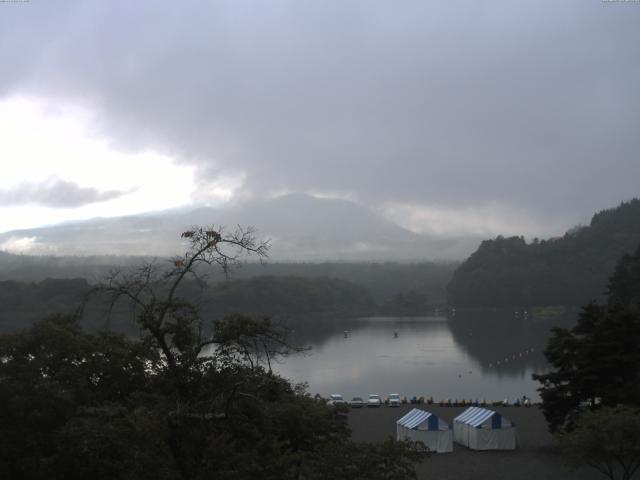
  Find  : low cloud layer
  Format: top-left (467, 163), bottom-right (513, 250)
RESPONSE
top-left (1, 1), bottom-right (639, 236)
top-left (0, 179), bottom-right (133, 208)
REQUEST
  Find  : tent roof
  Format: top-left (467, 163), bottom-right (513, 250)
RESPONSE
top-left (397, 409), bottom-right (436, 429)
top-left (454, 407), bottom-right (501, 427)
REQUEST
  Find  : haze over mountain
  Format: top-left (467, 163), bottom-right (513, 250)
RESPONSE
top-left (0, 194), bottom-right (481, 261)
top-left (2, 2), bottom-right (639, 241)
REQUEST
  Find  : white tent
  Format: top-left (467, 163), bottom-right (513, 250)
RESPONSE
top-left (396, 408), bottom-right (453, 453)
top-left (453, 406), bottom-right (516, 450)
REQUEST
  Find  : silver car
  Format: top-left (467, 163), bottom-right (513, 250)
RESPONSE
top-left (388, 393), bottom-right (401, 407)
top-left (367, 394), bottom-right (382, 407)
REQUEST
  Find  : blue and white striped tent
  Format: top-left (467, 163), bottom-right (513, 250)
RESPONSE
top-left (453, 407), bottom-right (516, 450)
top-left (396, 409), bottom-right (453, 453)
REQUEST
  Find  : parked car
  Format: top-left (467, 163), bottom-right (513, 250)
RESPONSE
top-left (388, 393), bottom-right (401, 407)
top-left (327, 394), bottom-right (346, 406)
top-left (367, 394), bottom-right (382, 407)
top-left (350, 396), bottom-right (365, 408)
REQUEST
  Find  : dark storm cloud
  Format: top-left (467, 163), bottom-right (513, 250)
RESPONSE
top-left (1, 1), bottom-right (639, 234)
top-left (0, 179), bottom-right (133, 208)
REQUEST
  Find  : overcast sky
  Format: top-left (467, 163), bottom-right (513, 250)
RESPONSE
top-left (0, 0), bottom-right (639, 239)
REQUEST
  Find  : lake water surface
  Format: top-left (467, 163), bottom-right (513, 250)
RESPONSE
top-left (276, 313), bottom-right (570, 402)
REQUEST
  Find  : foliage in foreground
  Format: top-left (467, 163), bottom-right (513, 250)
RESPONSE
top-left (0, 225), bottom-right (428, 479)
top-left (0, 315), bottom-right (427, 480)
top-left (558, 407), bottom-right (640, 480)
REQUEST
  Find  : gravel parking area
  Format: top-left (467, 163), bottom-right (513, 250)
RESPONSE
top-left (348, 405), bottom-right (602, 480)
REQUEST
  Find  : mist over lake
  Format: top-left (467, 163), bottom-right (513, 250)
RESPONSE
top-left (277, 312), bottom-right (562, 402)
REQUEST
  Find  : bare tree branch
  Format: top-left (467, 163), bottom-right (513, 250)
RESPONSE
top-left (85, 225), bottom-right (270, 387)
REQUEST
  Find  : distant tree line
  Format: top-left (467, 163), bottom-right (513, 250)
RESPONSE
top-left (231, 261), bottom-right (456, 305)
top-left (0, 278), bottom-right (88, 331)
top-left (0, 275), bottom-right (437, 334)
top-left (447, 199), bottom-right (640, 307)
top-left (0, 251), bottom-right (145, 282)
top-left (205, 276), bottom-right (376, 318)
top-left (377, 291), bottom-right (429, 316)
top-left (0, 252), bottom-right (456, 305)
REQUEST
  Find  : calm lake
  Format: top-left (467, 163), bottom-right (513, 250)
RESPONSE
top-left (276, 312), bottom-right (573, 402)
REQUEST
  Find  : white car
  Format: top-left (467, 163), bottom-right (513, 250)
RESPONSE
top-left (327, 394), bottom-right (346, 406)
top-left (367, 394), bottom-right (382, 407)
top-left (388, 393), bottom-right (401, 407)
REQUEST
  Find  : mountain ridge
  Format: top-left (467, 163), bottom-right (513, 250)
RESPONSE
top-left (0, 194), bottom-right (480, 261)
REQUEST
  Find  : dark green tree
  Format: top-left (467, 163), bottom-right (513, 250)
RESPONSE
top-left (534, 245), bottom-right (640, 432)
top-left (558, 406), bottom-right (640, 480)
top-left (0, 315), bottom-right (163, 480)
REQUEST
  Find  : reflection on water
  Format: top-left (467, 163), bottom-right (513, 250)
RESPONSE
top-left (276, 313), bottom-right (575, 401)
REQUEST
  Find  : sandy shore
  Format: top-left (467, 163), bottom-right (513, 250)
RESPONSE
top-left (348, 405), bottom-right (602, 480)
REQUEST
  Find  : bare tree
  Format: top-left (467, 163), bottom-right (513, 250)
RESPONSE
top-left (213, 314), bottom-right (305, 374)
top-left (93, 225), bottom-right (271, 377)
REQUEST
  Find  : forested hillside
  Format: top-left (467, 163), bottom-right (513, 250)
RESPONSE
top-left (0, 254), bottom-right (455, 303)
top-left (231, 262), bottom-right (455, 304)
top-left (0, 278), bottom-right (89, 331)
top-left (205, 276), bottom-right (376, 318)
top-left (447, 199), bottom-right (640, 307)
top-left (0, 276), bottom-right (378, 333)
